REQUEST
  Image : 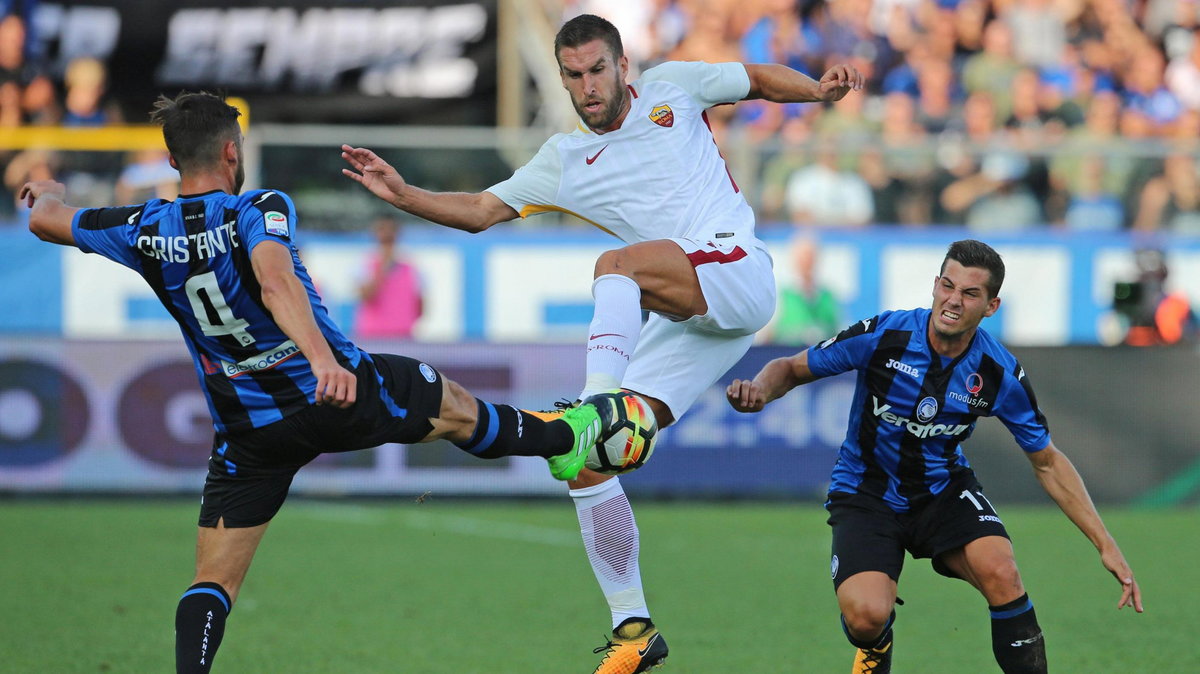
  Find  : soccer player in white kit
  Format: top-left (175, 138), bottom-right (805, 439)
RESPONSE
top-left (342, 14), bottom-right (862, 672)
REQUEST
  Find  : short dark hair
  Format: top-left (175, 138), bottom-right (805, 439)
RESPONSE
top-left (149, 92), bottom-right (241, 173)
top-left (554, 14), bottom-right (623, 63)
top-left (941, 239), bottom-right (1005, 298)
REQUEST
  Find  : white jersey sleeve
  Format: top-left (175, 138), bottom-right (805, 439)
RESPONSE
top-left (485, 134), bottom-right (564, 217)
top-left (639, 61), bottom-right (751, 108)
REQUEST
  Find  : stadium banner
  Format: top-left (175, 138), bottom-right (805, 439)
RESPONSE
top-left (0, 339), bottom-right (847, 497)
top-left (28, 0), bottom-right (498, 124)
top-left (2, 227), bottom-right (1200, 346)
top-left (0, 338), bottom-right (1195, 503)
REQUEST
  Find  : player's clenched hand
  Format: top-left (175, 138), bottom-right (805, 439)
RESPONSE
top-left (817, 64), bottom-right (863, 102)
top-left (18, 180), bottom-right (66, 208)
top-left (726, 379), bottom-right (767, 413)
top-left (1101, 546), bottom-right (1144, 613)
top-left (341, 145), bottom-right (408, 206)
top-left (312, 360), bottom-right (357, 409)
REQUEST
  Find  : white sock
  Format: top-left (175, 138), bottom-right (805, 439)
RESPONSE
top-left (570, 477), bottom-right (649, 629)
top-left (580, 274), bottom-right (642, 401)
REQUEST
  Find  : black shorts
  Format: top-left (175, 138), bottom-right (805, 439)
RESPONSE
top-left (825, 475), bottom-right (1010, 589)
top-left (198, 353), bottom-right (443, 528)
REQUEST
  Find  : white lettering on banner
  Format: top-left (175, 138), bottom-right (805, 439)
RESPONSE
top-left (871, 395), bottom-right (970, 439)
top-left (157, 5), bottom-right (487, 97)
top-left (671, 379), bottom-right (856, 449)
top-left (30, 5), bottom-right (121, 71)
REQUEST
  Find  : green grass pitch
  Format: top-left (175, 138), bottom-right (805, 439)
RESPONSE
top-left (2, 500), bottom-right (1193, 672)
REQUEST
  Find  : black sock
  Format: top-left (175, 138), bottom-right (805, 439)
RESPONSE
top-left (175, 582), bottom-right (231, 674)
top-left (454, 399), bottom-right (572, 459)
top-left (989, 593), bottom-right (1046, 674)
top-left (841, 610), bottom-right (895, 650)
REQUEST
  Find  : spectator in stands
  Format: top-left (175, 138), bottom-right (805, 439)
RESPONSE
top-left (857, 145), bottom-right (904, 224)
top-left (956, 90), bottom-right (1000, 144)
top-left (759, 134), bottom-right (814, 225)
top-left (940, 151), bottom-right (1043, 231)
top-left (764, 233), bottom-right (841, 346)
top-left (961, 20), bottom-right (1021, 120)
top-left (1002, 0), bottom-right (1070, 67)
top-left (881, 41), bottom-right (928, 97)
top-left (1165, 28), bottom-right (1200, 111)
top-left (353, 216), bottom-right (424, 340)
top-left (879, 91), bottom-right (937, 224)
top-left (115, 149), bottom-right (180, 204)
top-left (951, 0), bottom-right (988, 53)
top-left (1132, 154), bottom-right (1200, 234)
top-left (1062, 155), bottom-right (1124, 231)
top-left (62, 57), bottom-right (120, 126)
top-left (785, 140), bottom-right (874, 227)
top-left (1051, 91), bottom-right (1134, 207)
top-left (1124, 45), bottom-right (1184, 135)
top-left (1035, 60), bottom-right (1086, 129)
top-left (914, 57), bottom-right (957, 133)
top-left (0, 13), bottom-right (53, 126)
top-left (813, 81), bottom-right (877, 141)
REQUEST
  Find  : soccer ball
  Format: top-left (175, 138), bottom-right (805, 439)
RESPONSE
top-left (582, 390), bottom-right (658, 475)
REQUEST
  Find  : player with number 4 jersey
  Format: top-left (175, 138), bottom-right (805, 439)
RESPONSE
top-left (22, 91), bottom-right (609, 674)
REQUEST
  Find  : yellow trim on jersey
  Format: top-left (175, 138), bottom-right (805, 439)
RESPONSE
top-left (518, 204), bottom-right (617, 237)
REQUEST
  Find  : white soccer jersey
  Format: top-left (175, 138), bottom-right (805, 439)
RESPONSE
top-left (487, 61), bottom-right (757, 243)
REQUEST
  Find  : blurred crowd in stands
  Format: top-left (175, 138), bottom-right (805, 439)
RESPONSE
top-left (567, 0), bottom-right (1200, 232)
top-left (3, 0), bottom-right (1200, 234)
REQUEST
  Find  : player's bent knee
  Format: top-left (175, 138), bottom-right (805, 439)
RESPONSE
top-left (840, 598), bottom-right (894, 638)
top-left (594, 248), bottom-right (633, 278)
top-left (977, 559), bottom-right (1024, 601)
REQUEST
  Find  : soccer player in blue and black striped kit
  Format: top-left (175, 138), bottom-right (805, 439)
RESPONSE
top-left (21, 91), bottom-right (609, 673)
top-left (728, 240), bottom-right (1143, 673)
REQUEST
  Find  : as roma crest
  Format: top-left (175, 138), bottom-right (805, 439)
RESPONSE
top-left (649, 104), bottom-right (674, 128)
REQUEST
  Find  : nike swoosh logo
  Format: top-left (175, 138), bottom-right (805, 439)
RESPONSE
top-left (589, 333), bottom-right (624, 340)
top-left (585, 145), bottom-right (609, 165)
top-left (638, 633), bottom-right (661, 657)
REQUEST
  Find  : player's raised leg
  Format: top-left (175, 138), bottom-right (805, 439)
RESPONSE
top-left (939, 537), bottom-right (1047, 674)
top-left (578, 239), bottom-right (706, 402)
top-left (176, 521), bottom-right (269, 674)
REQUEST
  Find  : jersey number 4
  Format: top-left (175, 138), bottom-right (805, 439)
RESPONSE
top-left (185, 272), bottom-right (255, 346)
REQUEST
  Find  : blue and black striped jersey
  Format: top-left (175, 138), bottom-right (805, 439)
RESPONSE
top-left (807, 308), bottom-right (1051, 513)
top-left (72, 188), bottom-right (362, 434)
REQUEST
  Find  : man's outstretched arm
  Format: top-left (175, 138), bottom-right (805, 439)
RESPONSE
top-left (341, 145), bottom-right (518, 233)
top-left (1026, 442), bottom-right (1144, 612)
top-left (744, 63), bottom-right (863, 104)
top-left (21, 180), bottom-right (80, 246)
top-left (726, 348), bottom-right (820, 413)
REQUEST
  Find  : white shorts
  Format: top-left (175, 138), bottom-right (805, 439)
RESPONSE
top-left (622, 237), bottom-right (776, 418)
